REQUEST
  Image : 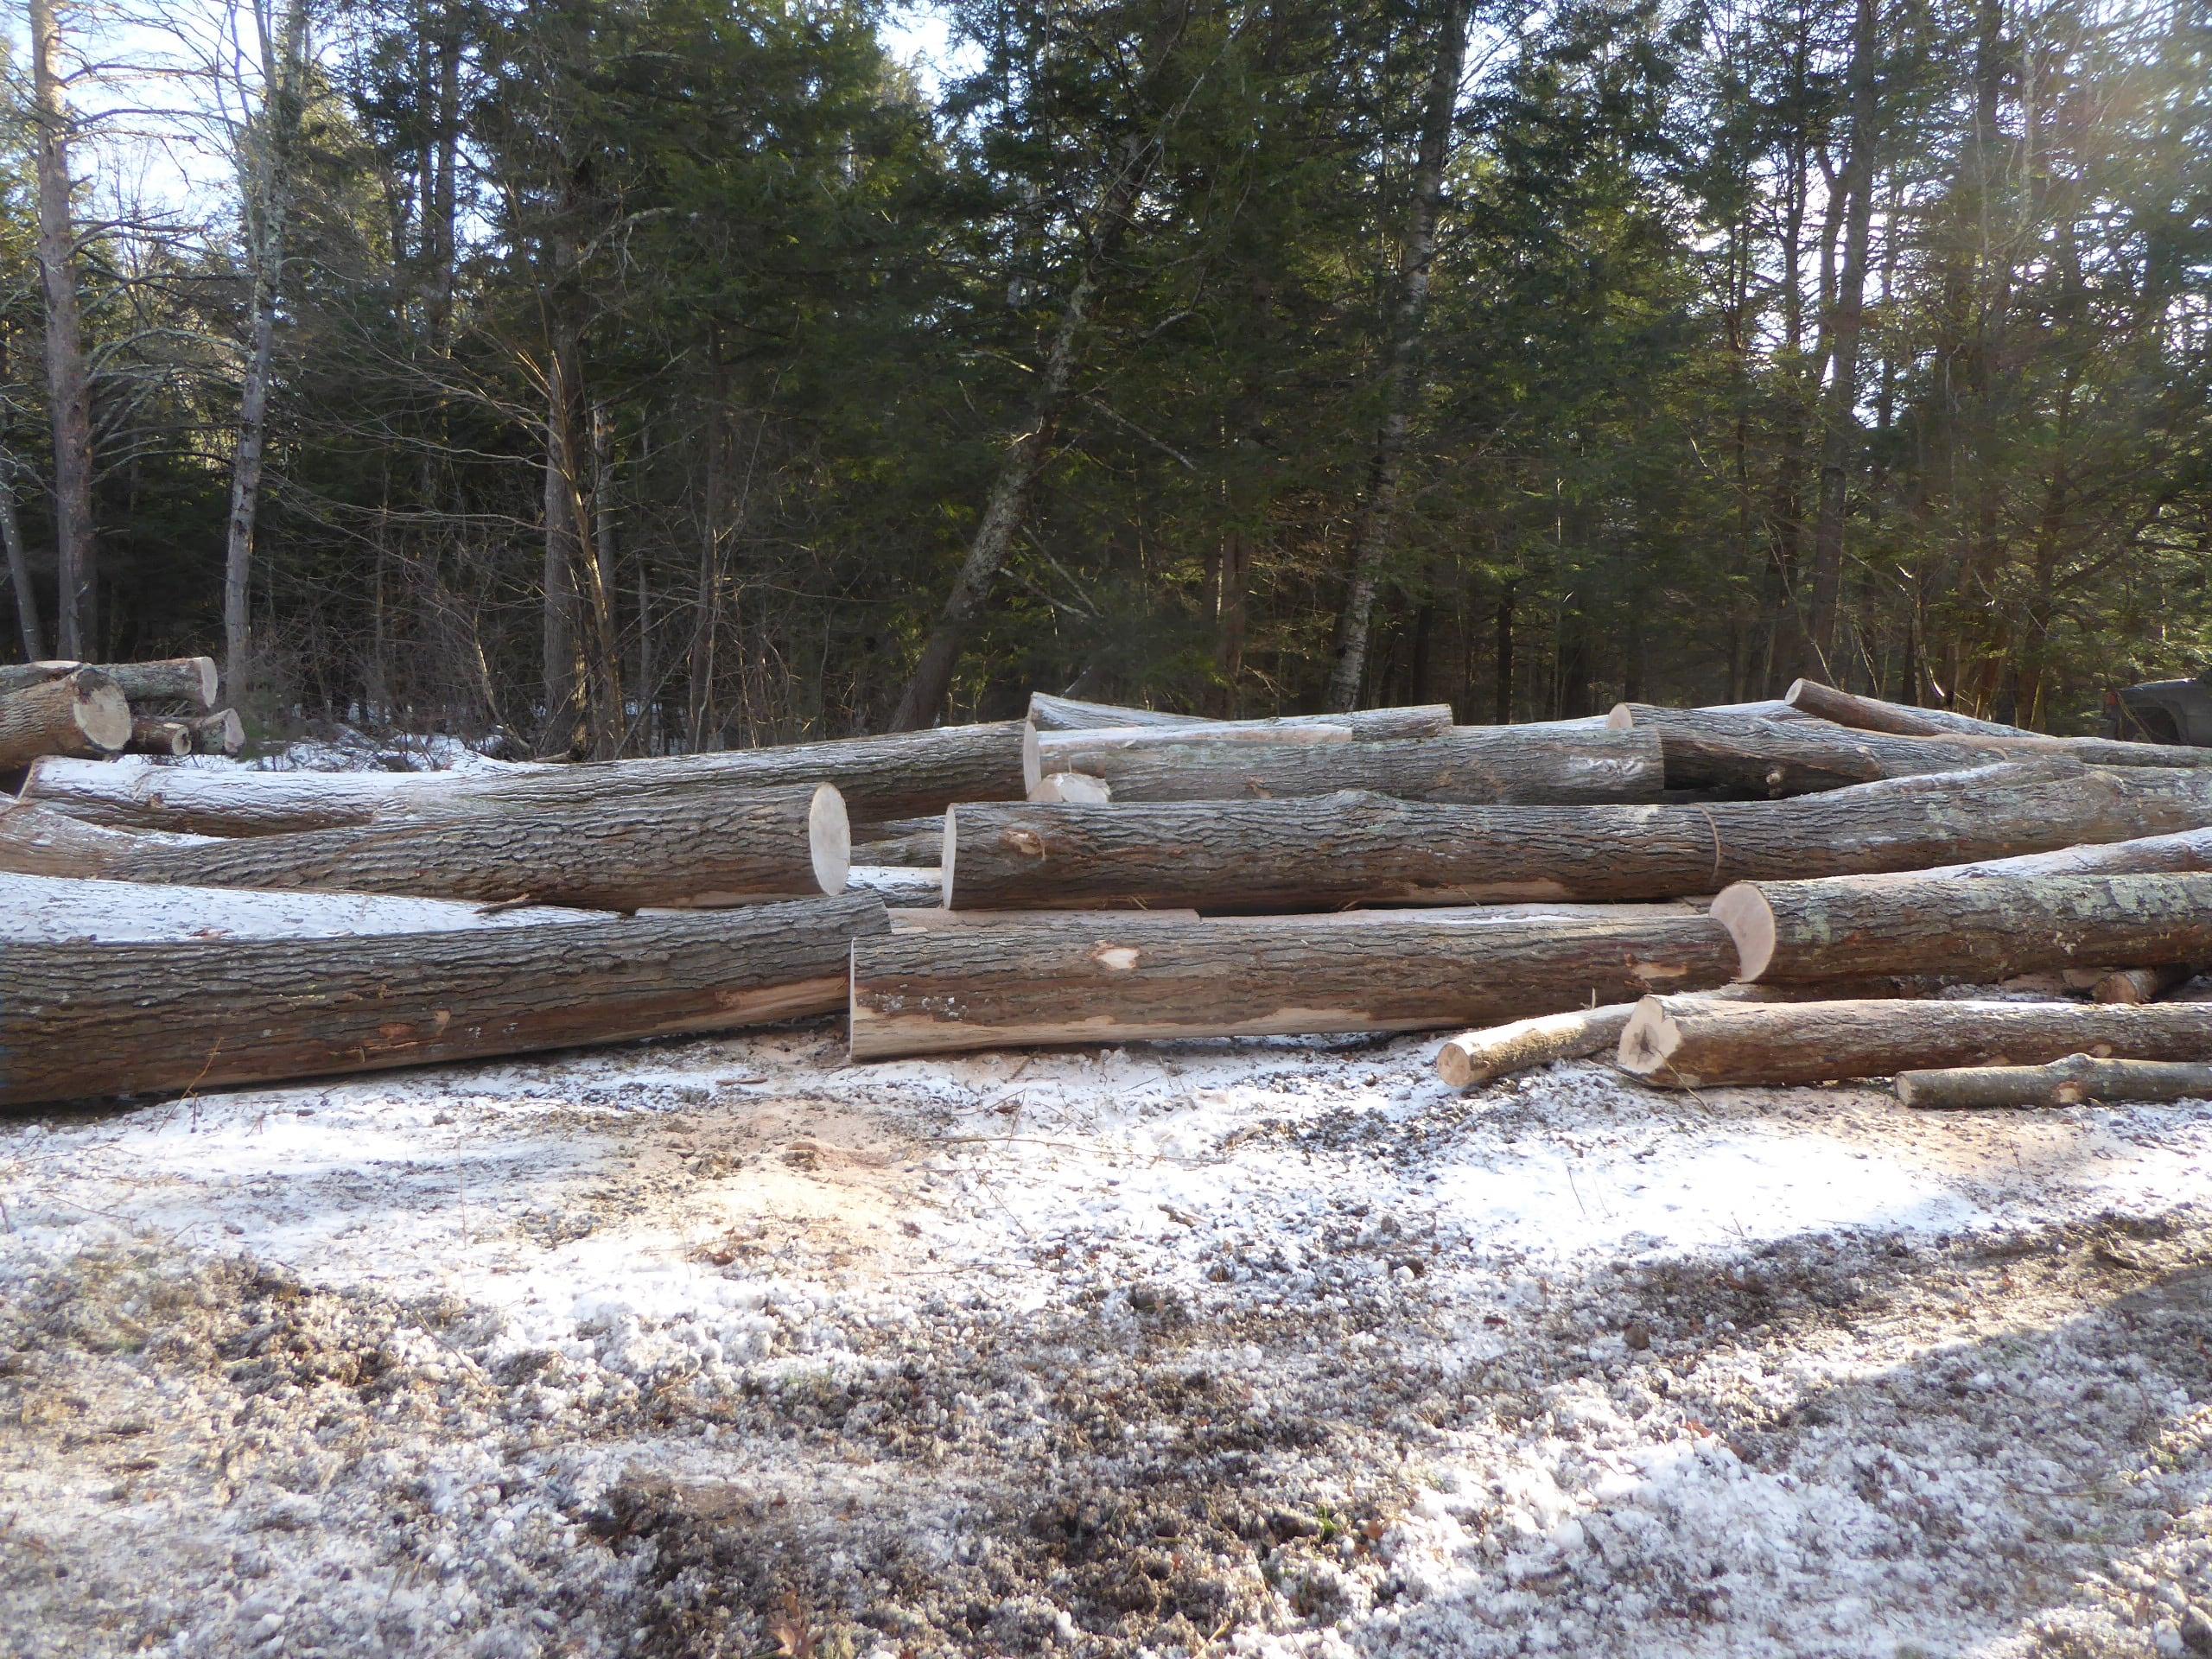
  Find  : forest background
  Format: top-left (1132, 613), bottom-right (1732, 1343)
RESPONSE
top-left (3, 0), bottom-right (2207, 753)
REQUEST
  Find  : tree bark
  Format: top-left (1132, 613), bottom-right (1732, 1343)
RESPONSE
top-left (0, 667), bottom-right (130, 767)
top-left (28, 0), bottom-right (95, 657)
top-left (1897, 1055), bottom-right (2212, 1109)
top-left (1019, 725), bottom-right (1663, 805)
top-left (0, 782), bottom-right (849, 910)
top-left (851, 815), bottom-right (944, 866)
top-left (1323, 0), bottom-right (1474, 711)
top-left (1784, 677), bottom-right (2030, 738)
top-left (1621, 995), bottom-right (2212, 1088)
top-left (849, 907), bottom-right (1738, 1060)
top-left (126, 717), bottom-right (193, 757)
top-left (1026, 692), bottom-right (1453, 738)
top-left (1713, 872), bottom-right (2212, 982)
top-left (0, 461), bottom-right (44, 658)
top-left (944, 764), bottom-right (2212, 912)
top-left (1609, 706), bottom-right (2016, 794)
top-left (1, 893), bottom-right (889, 1108)
top-left (189, 708), bottom-right (246, 756)
top-left (21, 721), bottom-right (1027, 835)
top-left (0, 656), bottom-right (218, 706)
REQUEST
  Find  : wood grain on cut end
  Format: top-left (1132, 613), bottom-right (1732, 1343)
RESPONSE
top-left (1708, 883), bottom-right (1775, 979)
top-left (1028, 771), bottom-right (1112, 804)
top-left (1615, 996), bottom-right (1682, 1077)
top-left (808, 783), bottom-right (851, 895)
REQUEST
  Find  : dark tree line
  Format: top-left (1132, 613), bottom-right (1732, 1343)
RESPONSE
top-left (3, 0), bottom-right (2208, 750)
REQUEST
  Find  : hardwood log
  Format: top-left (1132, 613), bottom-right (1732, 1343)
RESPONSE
top-left (0, 869), bottom-right (610, 943)
top-left (942, 766), bottom-right (2212, 912)
top-left (888, 906), bottom-right (1202, 931)
top-left (2092, 965), bottom-right (2196, 1005)
top-left (1603, 699), bottom-right (1808, 729)
top-left (20, 721), bottom-right (1027, 835)
top-left (0, 656), bottom-right (219, 708)
top-left (126, 716), bottom-right (192, 757)
top-left (1620, 995), bottom-right (2212, 1087)
top-left (852, 815), bottom-right (942, 866)
top-left (1014, 725), bottom-right (1663, 807)
top-left (1, 893), bottom-right (889, 1108)
top-left (0, 667), bottom-right (131, 767)
top-left (1896, 1055), bottom-right (2212, 1109)
top-left (1783, 678), bottom-right (2031, 738)
top-left (1607, 705), bottom-right (2016, 795)
top-left (849, 909), bottom-right (1737, 1060)
top-left (189, 709), bottom-right (245, 756)
top-left (0, 783), bottom-right (849, 909)
top-left (1027, 692), bottom-right (1453, 739)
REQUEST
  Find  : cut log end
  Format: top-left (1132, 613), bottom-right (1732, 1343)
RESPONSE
top-left (1028, 771), bottom-right (1111, 804)
top-left (1436, 1044), bottom-right (1479, 1089)
top-left (1603, 703), bottom-right (1635, 731)
top-left (194, 708), bottom-right (245, 756)
top-left (939, 804), bottom-right (958, 906)
top-left (1615, 996), bottom-right (1684, 1077)
top-left (809, 783), bottom-right (852, 895)
top-left (76, 673), bottom-right (134, 754)
top-left (129, 717), bottom-right (193, 757)
top-left (1708, 883), bottom-right (1776, 980)
top-left (1020, 721), bottom-right (1043, 794)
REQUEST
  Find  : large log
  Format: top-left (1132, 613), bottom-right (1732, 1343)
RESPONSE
top-left (0, 783), bottom-right (849, 909)
top-left (0, 869), bottom-right (610, 943)
top-left (1, 893), bottom-right (889, 1108)
top-left (849, 909), bottom-right (1737, 1060)
top-left (1619, 995), bottom-right (2212, 1087)
top-left (1897, 1055), bottom-right (2212, 1109)
top-left (1713, 870), bottom-right (2212, 982)
top-left (1027, 693), bottom-right (1455, 739)
top-left (941, 766), bottom-right (2212, 912)
top-left (0, 668), bottom-right (132, 767)
top-left (0, 655), bottom-right (218, 708)
top-left (1013, 724), bottom-right (1664, 807)
top-left (1607, 705), bottom-right (2016, 795)
top-left (1783, 678), bottom-right (2031, 739)
top-left (19, 721), bottom-right (1027, 835)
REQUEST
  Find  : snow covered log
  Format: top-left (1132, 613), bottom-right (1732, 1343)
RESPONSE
top-left (1896, 1054), bottom-right (2212, 1109)
top-left (1015, 724), bottom-right (1664, 807)
top-left (1026, 693), bottom-right (1453, 739)
top-left (0, 869), bottom-right (611, 942)
top-left (0, 783), bottom-right (850, 910)
top-left (0, 893), bottom-right (889, 1108)
top-left (848, 908), bottom-right (1737, 1060)
top-left (0, 655), bottom-right (218, 708)
top-left (19, 721), bottom-right (1027, 835)
top-left (0, 668), bottom-right (132, 768)
top-left (1619, 995), bottom-right (2212, 1088)
top-left (942, 766), bottom-right (2212, 912)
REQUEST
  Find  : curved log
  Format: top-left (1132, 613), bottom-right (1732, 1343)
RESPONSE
top-left (0, 667), bottom-right (131, 767)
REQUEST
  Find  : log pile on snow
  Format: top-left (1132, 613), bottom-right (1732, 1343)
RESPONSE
top-left (6, 672), bottom-right (2212, 1114)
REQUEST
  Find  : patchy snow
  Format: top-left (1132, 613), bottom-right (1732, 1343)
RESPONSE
top-left (3, 1020), bottom-right (2210, 1657)
top-left (2, 870), bottom-right (607, 940)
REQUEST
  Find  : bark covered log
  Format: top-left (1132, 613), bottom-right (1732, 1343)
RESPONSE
top-left (1027, 693), bottom-right (1453, 739)
top-left (190, 709), bottom-right (245, 756)
top-left (943, 766), bottom-right (2212, 912)
top-left (1783, 678), bottom-right (2031, 738)
top-left (1017, 725), bottom-right (1663, 806)
top-left (0, 656), bottom-right (219, 708)
top-left (2092, 965), bottom-right (2196, 1005)
top-left (1620, 995), bottom-right (2212, 1087)
top-left (0, 868), bottom-right (609, 942)
top-left (1713, 871), bottom-right (2212, 982)
top-left (849, 909), bottom-right (1737, 1060)
top-left (0, 667), bottom-right (131, 767)
top-left (1, 893), bottom-right (889, 1108)
top-left (1608, 705), bottom-right (2016, 795)
top-left (1896, 1054), bottom-right (2212, 1109)
top-left (21, 721), bottom-right (1026, 835)
top-left (126, 716), bottom-right (193, 757)
top-left (852, 815), bottom-right (943, 866)
top-left (0, 783), bottom-right (849, 909)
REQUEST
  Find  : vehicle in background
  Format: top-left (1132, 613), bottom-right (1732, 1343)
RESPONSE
top-left (2106, 671), bottom-right (2212, 745)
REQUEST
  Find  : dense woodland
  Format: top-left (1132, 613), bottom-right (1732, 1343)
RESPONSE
top-left (1, 0), bottom-right (2207, 752)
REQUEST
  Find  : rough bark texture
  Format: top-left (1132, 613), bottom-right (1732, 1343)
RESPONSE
top-left (0, 468), bottom-right (43, 658)
top-left (1605, 700), bottom-right (1808, 730)
top-left (1897, 1055), bottom-right (2212, 1109)
top-left (849, 909), bottom-right (1737, 1060)
top-left (2092, 965), bottom-right (2196, 1006)
top-left (1017, 726), bottom-right (1664, 806)
top-left (943, 766), bottom-right (2212, 912)
top-left (0, 657), bottom-right (218, 706)
top-left (1621, 995), bottom-right (2212, 1087)
top-left (1784, 677), bottom-right (2030, 738)
top-left (1611, 707), bottom-right (2012, 795)
top-left (1, 893), bottom-right (889, 1108)
top-left (0, 783), bottom-right (848, 910)
top-left (852, 816), bottom-right (943, 866)
top-left (0, 668), bottom-right (130, 767)
top-left (0, 869), bottom-right (609, 943)
top-left (28, 0), bottom-right (94, 657)
top-left (22, 721), bottom-right (1026, 835)
top-left (1713, 872), bottom-right (2212, 982)
top-left (1027, 693), bottom-right (1454, 739)
top-left (126, 717), bottom-right (193, 757)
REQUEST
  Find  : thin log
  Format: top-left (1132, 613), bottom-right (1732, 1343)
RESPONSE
top-left (190, 709), bottom-right (245, 756)
top-left (0, 784), bottom-right (849, 910)
top-left (1897, 1055), bottom-right (2212, 1109)
top-left (888, 906), bottom-right (1202, 931)
top-left (1783, 678), bottom-right (2031, 738)
top-left (1027, 692), bottom-right (1453, 739)
top-left (943, 766), bottom-right (2212, 912)
top-left (1603, 699), bottom-right (1808, 729)
top-left (20, 721), bottom-right (1027, 835)
top-left (2092, 965), bottom-right (2196, 1006)
top-left (1015, 725), bottom-right (1664, 806)
top-left (0, 667), bottom-right (130, 767)
top-left (1608, 705), bottom-right (2017, 795)
top-left (0, 869), bottom-right (609, 943)
top-left (1619, 995), bottom-right (2212, 1087)
top-left (1, 893), bottom-right (889, 1108)
top-left (126, 716), bottom-right (192, 757)
top-left (849, 909), bottom-right (1737, 1060)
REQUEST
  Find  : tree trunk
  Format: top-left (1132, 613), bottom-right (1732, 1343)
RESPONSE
top-left (1621, 994), bottom-right (2212, 1088)
top-left (944, 765), bottom-right (2212, 912)
top-left (0, 461), bottom-right (44, 658)
top-left (0, 657), bottom-right (216, 705)
top-left (1026, 692), bottom-right (1452, 738)
top-left (1323, 0), bottom-right (1473, 711)
top-left (0, 781), bottom-right (849, 910)
top-left (1785, 677), bottom-right (2030, 737)
top-left (0, 668), bottom-right (130, 767)
top-left (28, 0), bottom-right (95, 656)
top-left (1713, 872), bottom-right (2212, 982)
top-left (21, 721), bottom-right (1027, 834)
top-left (849, 907), bottom-right (1737, 1060)
top-left (1020, 725), bottom-right (1663, 806)
top-left (1, 893), bottom-right (889, 1109)
top-left (1897, 1055), bottom-right (2212, 1109)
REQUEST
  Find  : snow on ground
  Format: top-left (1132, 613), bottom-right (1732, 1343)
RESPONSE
top-left (4, 1020), bottom-right (2212, 1658)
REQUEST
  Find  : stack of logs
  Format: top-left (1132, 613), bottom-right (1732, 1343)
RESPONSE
top-left (4, 673), bottom-right (2210, 1112)
top-left (0, 656), bottom-right (244, 772)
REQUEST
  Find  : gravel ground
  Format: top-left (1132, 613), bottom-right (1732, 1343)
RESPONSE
top-left (3, 1021), bottom-right (2210, 1658)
